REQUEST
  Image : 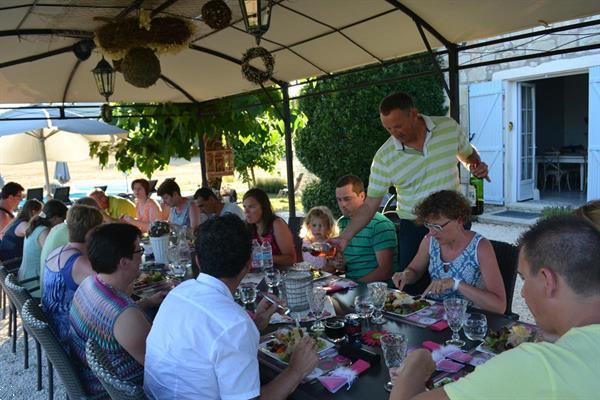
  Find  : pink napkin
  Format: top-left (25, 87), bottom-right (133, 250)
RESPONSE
top-left (429, 320), bottom-right (449, 331)
top-left (325, 279), bottom-right (357, 294)
top-left (318, 359), bottom-right (370, 393)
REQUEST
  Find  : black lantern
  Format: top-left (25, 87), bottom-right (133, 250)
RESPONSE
top-left (92, 57), bottom-right (115, 102)
top-left (238, 0), bottom-right (273, 45)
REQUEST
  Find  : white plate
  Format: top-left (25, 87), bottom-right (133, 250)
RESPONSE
top-left (259, 331), bottom-right (335, 365)
top-left (384, 290), bottom-right (434, 317)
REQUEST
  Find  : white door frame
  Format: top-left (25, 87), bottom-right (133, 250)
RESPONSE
top-left (516, 82), bottom-right (536, 201)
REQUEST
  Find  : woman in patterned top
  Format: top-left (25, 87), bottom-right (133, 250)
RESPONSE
top-left (392, 190), bottom-right (506, 313)
top-left (69, 223), bottom-right (164, 399)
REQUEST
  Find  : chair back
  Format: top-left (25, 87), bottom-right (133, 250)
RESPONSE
top-left (85, 339), bottom-right (147, 400)
top-left (53, 186), bottom-right (71, 205)
top-left (287, 215), bottom-right (304, 261)
top-left (4, 273), bottom-right (34, 312)
top-left (26, 187), bottom-right (44, 202)
top-left (21, 299), bottom-right (90, 399)
top-left (490, 240), bottom-right (519, 316)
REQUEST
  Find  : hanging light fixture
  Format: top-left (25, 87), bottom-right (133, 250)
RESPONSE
top-left (92, 57), bottom-right (115, 102)
top-left (238, 0), bottom-right (273, 45)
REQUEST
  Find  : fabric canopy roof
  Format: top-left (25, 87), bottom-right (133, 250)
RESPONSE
top-left (1, 0), bottom-right (599, 104)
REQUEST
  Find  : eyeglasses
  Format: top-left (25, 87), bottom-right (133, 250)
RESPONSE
top-left (423, 220), bottom-right (452, 232)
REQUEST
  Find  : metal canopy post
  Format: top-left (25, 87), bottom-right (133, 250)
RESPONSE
top-left (447, 44), bottom-right (460, 122)
top-left (196, 107), bottom-right (209, 188)
top-left (281, 82), bottom-right (296, 218)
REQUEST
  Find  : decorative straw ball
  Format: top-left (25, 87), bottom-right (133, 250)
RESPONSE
top-left (201, 0), bottom-right (232, 30)
top-left (121, 47), bottom-right (161, 88)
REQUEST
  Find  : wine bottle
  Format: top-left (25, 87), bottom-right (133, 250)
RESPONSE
top-left (469, 161), bottom-right (484, 215)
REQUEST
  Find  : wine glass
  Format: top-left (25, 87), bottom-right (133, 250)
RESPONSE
top-left (367, 282), bottom-right (388, 324)
top-left (381, 333), bottom-right (408, 392)
top-left (307, 286), bottom-right (327, 332)
top-left (354, 295), bottom-right (375, 320)
top-left (463, 313), bottom-right (488, 342)
top-left (264, 268), bottom-right (282, 293)
top-left (240, 284), bottom-right (257, 309)
top-left (444, 298), bottom-right (468, 347)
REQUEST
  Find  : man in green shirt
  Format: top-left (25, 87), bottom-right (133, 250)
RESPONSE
top-left (89, 189), bottom-right (136, 221)
top-left (335, 175), bottom-right (397, 283)
top-left (390, 215), bottom-right (600, 400)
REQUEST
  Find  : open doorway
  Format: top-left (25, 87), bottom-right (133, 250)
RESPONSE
top-left (517, 73), bottom-right (588, 207)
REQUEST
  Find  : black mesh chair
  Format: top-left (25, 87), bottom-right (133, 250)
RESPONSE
top-left (3, 273), bottom-right (44, 391)
top-left (21, 299), bottom-right (91, 400)
top-left (490, 240), bottom-right (520, 319)
top-left (85, 339), bottom-right (146, 400)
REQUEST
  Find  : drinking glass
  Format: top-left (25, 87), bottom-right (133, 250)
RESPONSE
top-left (354, 295), bottom-right (375, 320)
top-left (240, 284), bottom-right (257, 309)
top-left (324, 319), bottom-right (346, 343)
top-left (367, 282), bottom-right (388, 324)
top-left (463, 313), bottom-right (488, 341)
top-left (381, 333), bottom-right (408, 392)
top-left (167, 245), bottom-right (186, 278)
top-left (264, 268), bottom-right (281, 293)
top-left (307, 286), bottom-right (327, 332)
top-left (444, 298), bottom-right (468, 347)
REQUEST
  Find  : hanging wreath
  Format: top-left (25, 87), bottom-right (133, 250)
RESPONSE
top-left (201, 0), bottom-right (232, 30)
top-left (241, 46), bottom-right (275, 84)
top-left (101, 104), bottom-right (112, 123)
top-left (121, 47), bottom-right (162, 88)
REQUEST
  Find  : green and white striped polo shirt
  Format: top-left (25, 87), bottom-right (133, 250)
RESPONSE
top-left (337, 212), bottom-right (398, 281)
top-left (367, 115), bottom-right (473, 220)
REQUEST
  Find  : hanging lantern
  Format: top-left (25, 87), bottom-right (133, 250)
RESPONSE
top-left (238, 0), bottom-right (273, 45)
top-left (92, 57), bottom-right (115, 102)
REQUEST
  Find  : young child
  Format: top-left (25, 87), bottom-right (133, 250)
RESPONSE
top-left (300, 206), bottom-right (338, 269)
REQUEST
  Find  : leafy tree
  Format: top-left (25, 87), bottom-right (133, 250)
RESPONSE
top-left (295, 55), bottom-right (447, 216)
top-left (90, 91), bottom-right (306, 184)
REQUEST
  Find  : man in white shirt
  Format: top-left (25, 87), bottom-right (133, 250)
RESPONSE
top-left (144, 214), bottom-right (318, 399)
top-left (193, 187), bottom-right (245, 220)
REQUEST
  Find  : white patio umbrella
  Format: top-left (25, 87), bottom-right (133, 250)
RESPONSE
top-left (0, 108), bottom-right (128, 195)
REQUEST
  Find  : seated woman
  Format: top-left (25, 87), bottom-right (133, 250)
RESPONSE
top-left (18, 200), bottom-right (68, 296)
top-left (243, 188), bottom-right (297, 267)
top-left (392, 190), bottom-right (506, 314)
top-left (0, 199), bottom-right (42, 261)
top-left (121, 178), bottom-right (162, 233)
top-left (42, 204), bottom-right (103, 345)
top-left (69, 223), bottom-right (163, 399)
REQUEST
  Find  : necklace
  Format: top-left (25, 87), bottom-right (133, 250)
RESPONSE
top-left (442, 261), bottom-right (452, 273)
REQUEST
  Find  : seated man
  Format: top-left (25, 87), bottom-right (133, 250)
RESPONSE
top-left (390, 215), bottom-right (600, 400)
top-left (157, 178), bottom-right (201, 233)
top-left (0, 181), bottom-right (24, 236)
top-left (145, 214), bottom-right (318, 399)
top-left (69, 223), bottom-right (163, 399)
top-left (88, 188), bottom-right (136, 222)
top-left (335, 175), bottom-right (397, 282)
top-left (193, 187), bottom-right (245, 220)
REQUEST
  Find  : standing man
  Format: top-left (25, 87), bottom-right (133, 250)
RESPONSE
top-left (193, 187), bottom-right (245, 220)
top-left (156, 178), bottom-right (201, 233)
top-left (0, 181), bottom-right (24, 234)
top-left (336, 92), bottom-right (489, 287)
top-left (390, 215), bottom-right (600, 400)
top-left (88, 189), bottom-right (136, 222)
top-left (144, 215), bottom-right (318, 399)
top-left (335, 175), bottom-right (397, 283)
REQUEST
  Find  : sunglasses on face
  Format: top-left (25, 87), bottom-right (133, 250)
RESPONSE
top-left (423, 220), bottom-right (452, 232)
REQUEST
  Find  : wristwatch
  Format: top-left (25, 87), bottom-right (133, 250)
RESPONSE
top-left (452, 277), bottom-right (462, 291)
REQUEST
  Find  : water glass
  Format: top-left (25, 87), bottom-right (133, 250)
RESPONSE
top-left (463, 313), bottom-right (488, 341)
top-left (240, 284), bottom-right (257, 308)
top-left (367, 282), bottom-right (388, 324)
top-left (354, 295), bottom-right (375, 320)
top-left (381, 333), bottom-right (408, 392)
top-left (308, 286), bottom-right (327, 332)
top-left (443, 298), bottom-right (468, 347)
top-left (264, 268), bottom-right (282, 293)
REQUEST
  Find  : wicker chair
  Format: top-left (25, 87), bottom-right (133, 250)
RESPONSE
top-left (85, 339), bottom-right (147, 400)
top-left (21, 299), bottom-right (91, 400)
top-left (1, 257), bottom-right (22, 320)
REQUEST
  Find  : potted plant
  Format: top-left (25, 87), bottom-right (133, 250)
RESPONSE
top-left (149, 220), bottom-right (171, 265)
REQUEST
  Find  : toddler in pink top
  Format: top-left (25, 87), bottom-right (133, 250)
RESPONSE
top-left (300, 206), bottom-right (338, 270)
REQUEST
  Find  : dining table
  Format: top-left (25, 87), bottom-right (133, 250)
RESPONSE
top-left (258, 283), bottom-right (522, 400)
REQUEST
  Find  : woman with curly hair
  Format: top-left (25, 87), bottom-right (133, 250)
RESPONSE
top-left (392, 190), bottom-right (506, 313)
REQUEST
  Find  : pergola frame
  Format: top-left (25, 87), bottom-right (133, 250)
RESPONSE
top-left (1, 1), bottom-right (600, 217)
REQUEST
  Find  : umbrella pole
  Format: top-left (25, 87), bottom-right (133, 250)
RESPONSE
top-left (40, 138), bottom-right (52, 198)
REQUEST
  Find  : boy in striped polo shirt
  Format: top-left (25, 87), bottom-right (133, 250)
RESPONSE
top-left (335, 175), bottom-right (397, 282)
top-left (336, 92), bottom-right (489, 291)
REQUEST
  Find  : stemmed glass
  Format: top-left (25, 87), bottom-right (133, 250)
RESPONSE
top-left (444, 298), bottom-right (468, 347)
top-left (264, 268), bottom-right (281, 294)
top-left (381, 333), bottom-right (408, 392)
top-left (367, 282), bottom-right (388, 324)
top-left (307, 286), bottom-right (327, 332)
top-left (240, 283), bottom-right (257, 310)
top-left (354, 295), bottom-right (375, 320)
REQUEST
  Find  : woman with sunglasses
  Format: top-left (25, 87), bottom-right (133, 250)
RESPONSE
top-left (392, 190), bottom-right (506, 313)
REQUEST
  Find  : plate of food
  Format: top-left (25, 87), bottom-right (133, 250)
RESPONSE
top-left (259, 327), bottom-right (335, 364)
top-left (384, 290), bottom-right (432, 317)
top-left (310, 267), bottom-right (332, 281)
top-left (477, 324), bottom-right (536, 354)
top-left (134, 272), bottom-right (177, 298)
